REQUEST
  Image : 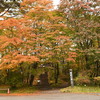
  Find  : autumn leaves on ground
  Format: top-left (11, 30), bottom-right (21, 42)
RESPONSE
top-left (0, 0), bottom-right (100, 94)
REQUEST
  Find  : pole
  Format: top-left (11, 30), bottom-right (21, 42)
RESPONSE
top-left (69, 69), bottom-right (74, 87)
top-left (7, 88), bottom-right (10, 94)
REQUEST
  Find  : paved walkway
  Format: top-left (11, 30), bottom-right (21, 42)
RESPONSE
top-left (0, 90), bottom-right (100, 100)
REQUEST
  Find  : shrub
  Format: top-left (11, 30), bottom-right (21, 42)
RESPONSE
top-left (6, 71), bottom-right (24, 88)
top-left (75, 72), bottom-right (91, 86)
top-left (60, 74), bottom-right (70, 82)
top-left (93, 76), bottom-right (100, 86)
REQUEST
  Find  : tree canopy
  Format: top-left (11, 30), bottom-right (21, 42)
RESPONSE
top-left (0, 0), bottom-right (99, 87)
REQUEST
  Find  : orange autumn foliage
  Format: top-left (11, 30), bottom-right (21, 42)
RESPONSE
top-left (0, 0), bottom-right (76, 70)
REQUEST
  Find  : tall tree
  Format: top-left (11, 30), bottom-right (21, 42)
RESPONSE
top-left (59, 0), bottom-right (100, 76)
top-left (0, 0), bottom-right (76, 86)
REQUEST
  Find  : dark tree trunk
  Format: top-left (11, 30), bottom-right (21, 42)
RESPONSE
top-left (29, 62), bottom-right (38, 86)
top-left (96, 60), bottom-right (100, 77)
top-left (29, 75), bottom-right (34, 86)
top-left (85, 54), bottom-right (90, 69)
top-left (54, 63), bottom-right (59, 84)
top-left (26, 72), bottom-right (29, 84)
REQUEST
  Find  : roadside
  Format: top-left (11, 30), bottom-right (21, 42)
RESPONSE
top-left (0, 87), bottom-right (100, 96)
top-left (0, 84), bottom-right (100, 96)
top-left (0, 91), bottom-right (100, 100)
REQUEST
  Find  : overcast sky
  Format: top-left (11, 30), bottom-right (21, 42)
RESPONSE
top-left (53, 0), bottom-right (60, 6)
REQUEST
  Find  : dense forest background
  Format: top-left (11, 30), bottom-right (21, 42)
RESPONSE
top-left (0, 0), bottom-right (99, 88)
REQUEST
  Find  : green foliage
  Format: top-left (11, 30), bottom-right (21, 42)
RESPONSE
top-left (93, 76), bottom-right (100, 86)
top-left (75, 71), bottom-right (91, 86)
top-left (58, 0), bottom-right (100, 83)
top-left (11, 86), bottom-right (38, 93)
top-left (60, 74), bottom-right (70, 83)
top-left (61, 86), bottom-right (100, 93)
top-left (0, 70), bottom-right (23, 88)
top-left (6, 72), bottom-right (23, 88)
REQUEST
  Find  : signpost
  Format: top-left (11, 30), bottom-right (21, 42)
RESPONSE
top-left (69, 69), bottom-right (74, 87)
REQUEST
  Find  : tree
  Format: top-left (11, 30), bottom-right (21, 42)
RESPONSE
top-left (0, 0), bottom-right (21, 17)
top-left (0, 0), bottom-right (76, 86)
top-left (59, 0), bottom-right (100, 76)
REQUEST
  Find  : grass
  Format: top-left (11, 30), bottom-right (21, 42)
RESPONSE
top-left (11, 87), bottom-right (38, 94)
top-left (0, 85), bottom-right (10, 94)
top-left (0, 86), bottom-right (39, 94)
top-left (61, 86), bottom-right (100, 93)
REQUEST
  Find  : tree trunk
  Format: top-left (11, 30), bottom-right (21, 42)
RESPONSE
top-left (29, 62), bottom-right (38, 86)
top-left (85, 54), bottom-right (90, 69)
top-left (96, 60), bottom-right (100, 76)
top-left (29, 75), bottom-right (34, 86)
top-left (54, 63), bottom-right (59, 84)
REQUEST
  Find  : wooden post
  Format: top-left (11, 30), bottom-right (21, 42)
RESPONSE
top-left (69, 69), bottom-right (74, 87)
top-left (7, 88), bottom-right (10, 94)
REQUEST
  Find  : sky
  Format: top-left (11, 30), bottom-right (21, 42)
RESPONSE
top-left (53, 0), bottom-right (60, 6)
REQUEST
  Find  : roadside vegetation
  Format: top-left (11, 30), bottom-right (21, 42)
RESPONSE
top-left (61, 86), bottom-right (100, 93)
